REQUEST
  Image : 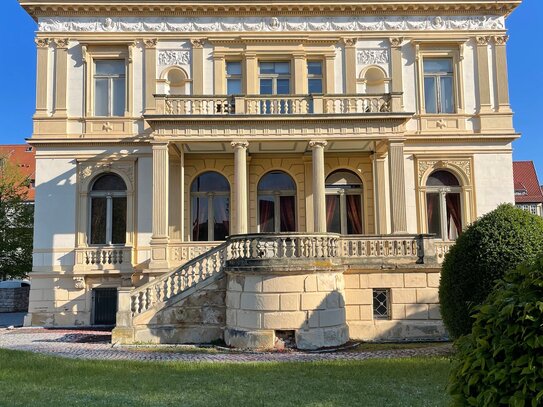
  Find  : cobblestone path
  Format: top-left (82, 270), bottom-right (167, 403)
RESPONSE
top-left (0, 328), bottom-right (452, 363)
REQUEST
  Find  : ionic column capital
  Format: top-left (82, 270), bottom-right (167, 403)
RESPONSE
top-left (231, 140), bottom-right (249, 150)
top-left (52, 38), bottom-right (70, 49)
top-left (309, 140), bottom-right (328, 149)
top-left (389, 37), bottom-right (403, 48)
top-left (35, 37), bottom-right (50, 48)
top-left (144, 38), bottom-right (158, 48)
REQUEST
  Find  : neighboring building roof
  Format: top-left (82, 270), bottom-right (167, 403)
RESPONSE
top-left (0, 144), bottom-right (36, 201)
top-left (513, 161), bottom-right (543, 204)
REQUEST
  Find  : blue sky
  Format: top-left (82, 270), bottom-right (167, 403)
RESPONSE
top-left (1, 0), bottom-right (542, 179)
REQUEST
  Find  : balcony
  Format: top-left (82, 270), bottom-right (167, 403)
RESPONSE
top-left (153, 93), bottom-right (403, 117)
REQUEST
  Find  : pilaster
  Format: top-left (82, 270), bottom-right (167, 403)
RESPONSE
top-left (294, 53), bottom-right (307, 94)
top-left (389, 37), bottom-right (404, 111)
top-left (191, 39), bottom-right (205, 95)
top-left (309, 140), bottom-right (327, 233)
top-left (343, 38), bottom-right (357, 94)
top-left (34, 38), bottom-right (50, 118)
top-left (232, 141), bottom-right (249, 235)
top-left (150, 142), bottom-right (170, 270)
top-left (388, 140), bottom-right (407, 234)
top-left (493, 35), bottom-right (512, 112)
top-left (213, 54), bottom-right (226, 94)
top-left (371, 147), bottom-right (389, 234)
top-left (53, 38), bottom-right (69, 118)
top-left (324, 54), bottom-right (336, 94)
top-left (245, 54), bottom-right (258, 94)
top-left (475, 36), bottom-right (492, 113)
top-left (144, 38), bottom-right (158, 114)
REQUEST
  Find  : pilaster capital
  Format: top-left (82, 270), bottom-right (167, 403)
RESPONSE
top-left (342, 37), bottom-right (357, 47)
top-left (389, 37), bottom-right (403, 48)
top-left (191, 38), bottom-right (206, 49)
top-left (475, 35), bottom-right (491, 46)
top-left (388, 138), bottom-right (406, 147)
top-left (309, 140), bottom-right (328, 149)
top-left (53, 38), bottom-right (70, 49)
top-left (151, 142), bottom-right (170, 150)
top-left (144, 38), bottom-right (158, 48)
top-left (34, 37), bottom-right (50, 48)
top-left (493, 35), bottom-right (509, 46)
top-left (231, 140), bottom-right (249, 150)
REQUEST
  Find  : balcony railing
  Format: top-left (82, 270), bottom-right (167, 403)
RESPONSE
top-left (155, 93), bottom-right (401, 116)
top-left (74, 246), bottom-right (133, 272)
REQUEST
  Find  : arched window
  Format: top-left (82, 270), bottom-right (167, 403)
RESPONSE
top-left (258, 171), bottom-right (296, 232)
top-left (325, 170), bottom-right (364, 234)
top-left (89, 173), bottom-right (127, 245)
top-left (426, 170), bottom-right (462, 240)
top-left (191, 172), bottom-right (230, 241)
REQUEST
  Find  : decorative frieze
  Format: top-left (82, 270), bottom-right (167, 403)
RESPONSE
top-left (77, 160), bottom-right (135, 191)
top-left (357, 49), bottom-right (389, 65)
top-left (38, 15), bottom-right (505, 33)
top-left (417, 159), bottom-right (472, 184)
top-left (158, 50), bottom-right (191, 66)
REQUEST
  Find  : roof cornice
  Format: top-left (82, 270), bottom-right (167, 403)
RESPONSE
top-left (19, 1), bottom-right (522, 20)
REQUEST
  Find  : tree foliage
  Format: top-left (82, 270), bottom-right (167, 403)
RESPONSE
top-left (439, 204), bottom-right (543, 338)
top-left (448, 255), bottom-right (543, 406)
top-left (0, 156), bottom-right (34, 280)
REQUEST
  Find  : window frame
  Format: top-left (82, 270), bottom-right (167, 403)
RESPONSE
top-left (93, 59), bottom-right (127, 117)
top-left (415, 45), bottom-right (464, 116)
top-left (422, 57), bottom-right (455, 114)
top-left (88, 174), bottom-right (128, 247)
top-left (325, 170), bottom-right (364, 235)
top-left (190, 172), bottom-right (231, 242)
top-left (257, 171), bottom-right (297, 233)
top-left (372, 288), bottom-right (391, 320)
top-left (225, 60), bottom-right (243, 95)
top-left (307, 60), bottom-right (324, 95)
top-left (258, 61), bottom-right (292, 95)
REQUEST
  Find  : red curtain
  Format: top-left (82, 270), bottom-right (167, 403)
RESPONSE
top-left (259, 198), bottom-right (274, 232)
top-left (280, 196), bottom-right (296, 232)
top-left (446, 193), bottom-right (462, 238)
top-left (346, 195), bottom-right (363, 234)
top-left (326, 195), bottom-right (339, 232)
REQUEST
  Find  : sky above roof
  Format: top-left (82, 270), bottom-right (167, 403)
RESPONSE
top-left (1, 0), bottom-right (542, 180)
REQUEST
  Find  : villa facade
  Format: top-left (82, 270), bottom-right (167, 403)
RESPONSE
top-left (21, 0), bottom-right (519, 349)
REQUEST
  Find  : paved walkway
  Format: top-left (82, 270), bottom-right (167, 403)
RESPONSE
top-left (0, 328), bottom-right (452, 363)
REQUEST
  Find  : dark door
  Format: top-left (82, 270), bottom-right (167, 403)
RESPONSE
top-left (92, 288), bottom-right (118, 325)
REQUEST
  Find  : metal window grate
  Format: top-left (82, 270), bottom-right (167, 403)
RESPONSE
top-left (373, 288), bottom-right (390, 319)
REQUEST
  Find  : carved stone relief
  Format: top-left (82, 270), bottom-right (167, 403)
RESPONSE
top-left (158, 50), bottom-right (191, 66)
top-left (357, 49), bottom-right (389, 65)
top-left (417, 159), bottom-right (472, 184)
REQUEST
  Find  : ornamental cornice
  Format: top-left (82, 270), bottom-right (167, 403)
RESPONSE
top-left (34, 37), bottom-right (50, 47)
top-left (417, 158), bottom-right (472, 185)
top-left (37, 15), bottom-right (506, 34)
top-left (21, 2), bottom-right (521, 19)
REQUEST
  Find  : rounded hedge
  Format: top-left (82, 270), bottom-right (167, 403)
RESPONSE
top-left (439, 204), bottom-right (543, 339)
top-left (448, 255), bottom-right (543, 406)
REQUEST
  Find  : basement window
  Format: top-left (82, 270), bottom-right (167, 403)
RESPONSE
top-left (372, 289), bottom-right (391, 319)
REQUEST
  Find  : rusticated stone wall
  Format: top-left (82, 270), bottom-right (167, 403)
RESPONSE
top-left (0, 287), bottom-right (30, 313)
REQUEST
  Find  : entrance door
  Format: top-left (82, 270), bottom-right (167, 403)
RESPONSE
top-left (92, 288), bottom-right (118, 325)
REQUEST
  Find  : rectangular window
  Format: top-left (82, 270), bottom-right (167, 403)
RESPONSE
top-left (373, 289), bottom-right (390, 319)
top-left (307, 61), bottom-right (323, 94)
top-left (259, 62), bottom-right (291, 95)
top-left (226, 61), bottom-right (242, 95)
top-left (423, 58), bottom-right (454, 114)
top-left (94, 60), bottom-right (126, 117)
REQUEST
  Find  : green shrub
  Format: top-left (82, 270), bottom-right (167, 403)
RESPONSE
top-left (439, 204), bottom-right (543, 338)
top-left (448, 256), bottom-right (543, 406)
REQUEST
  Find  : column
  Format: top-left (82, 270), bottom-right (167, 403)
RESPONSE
top-left (343, 38), bottom-right (357, 94)
top-left (34, 38), bottom-right (50, 117)
top-left (389, 37), bottom-right (404, 111)
top-left (232, 141), bottom-right (249, 235)
top-left (144, 39), bottom-right (158, 114)
top-left (388, 140), bottom-right (407, 234)
top-left (309, 140), bottom-right (327, 233)
top-left (191, 39), bottom-right (205, 95)
top-left (371, 149), bottom-right (389, 234)
top-left (493, 35), bottom-right (511, 112)
top-left (150, 142), bottom-right (170, 270)
top-left (53, 38), bottom-right (69, 117)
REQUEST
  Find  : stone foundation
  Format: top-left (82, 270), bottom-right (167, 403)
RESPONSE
top-left (225, 264), bottom-right (349, 350)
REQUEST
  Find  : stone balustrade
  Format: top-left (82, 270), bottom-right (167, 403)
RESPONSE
top-left (154, 93), bottom-right (396, 116)
top-left (131, 242), bottom-right (228, 316)
top-left (435, 241), bottom-right (455, 264)
top-left (74, 246), bottom-right (133, 272)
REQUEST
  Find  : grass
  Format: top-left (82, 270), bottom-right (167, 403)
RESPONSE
top-left (347, 341), bottom-right (451, 353)
top-left (0, 349), bottom-right (452, 406)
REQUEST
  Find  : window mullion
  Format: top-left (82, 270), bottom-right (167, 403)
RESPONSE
top-left (340, 191), bottom-right (347, 235)
top-left (440, 191), bottom-right (448, 241)
top-left (208, 194), bottom-right (214, 241)
top-left (106, 195), bottom-right (113, 245)
top-left (274, 193), bottom-right (281, 232)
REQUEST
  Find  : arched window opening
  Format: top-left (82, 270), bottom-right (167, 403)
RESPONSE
top-left (191, 172), bottom-right (230, 241)
top-left (426, 170), bottom-right (462, 240)
top-left (325, 170), bottom-right (364, 235)
top-left (258, 171), bottom-right (296, 232)
top-left (89, 173), bottom-right (127, 245)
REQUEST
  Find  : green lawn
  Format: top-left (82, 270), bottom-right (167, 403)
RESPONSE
top-left (0, 349), bottom-right (451, 406)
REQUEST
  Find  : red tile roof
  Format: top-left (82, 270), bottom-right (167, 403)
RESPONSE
top-left (0, 144), bottom-right (36, 201)
top-left (513, 161), bottom-right (543, 204)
